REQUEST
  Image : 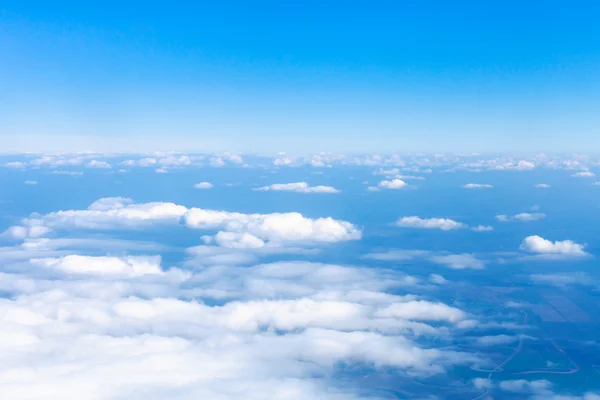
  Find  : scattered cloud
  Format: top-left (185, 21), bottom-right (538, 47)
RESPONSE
top-left (471, 225), bottom-right (494, 232)
top-left (86, 160), bottom-right (111, 169)
top-left (462, 183), bottom-right (493, 189)
top-left (429, 274), bottom-right (448, 284)
top-left (255, 182), bottom-right (340, 193)
top-left (395, 216), bottom-right (466, 230)
top-left (521, 235), bottom-right (587, 257)
top-left (572, 171), bottom-right (595, 177)
top-left (377, 179), bottom-right (407, 189)
top-left (24, 180), bottom-right (38, 185)
top-left (476, 334), bottom-right (520, 346)
top-left (194, 182), bottom-right (214, 189)
top-left (430, 254), bottom-right (485, 269)
top-left (496, 212), bottom-right (546, 222)
top-left (534, 183), bottom-right (550, 188)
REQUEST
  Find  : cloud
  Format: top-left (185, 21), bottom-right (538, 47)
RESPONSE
top-left (377, 179), bottom-right (407, 189)
top-left (255, 182), bottom-right (340, 193)
top-left (375, 300), bottom-right (467, 323)
top-left (521, 235), bottom-right (587, 256)
top-left (462, 183), bottom-right (493, 189)
top-left (4, 161), bottom-right (26, 168)
top-left (530, 272), bottom-right (594, 286)
top-left (395, 217), bottom-right (466, 230)
top-left (534, 183), bottom-right (550, 188)
top-left (429, 274), bottom-right (448, 284)
top-left (86, 160), bottom-right (111, 169)
top-left (2, 225), bottom-right (52, 240)
top-left (471, 225), bottom-right (494, 232)
top-left (186, 209), bottom-right (361, 244)
top-left (572, 171), bottom-right (595, 177)
top-left (194, 182), bottom-right (214, 189)
top-left (476, 334), bottom-right (520, 346)
top-left (20, 198), bottom-right (361, 247)
top-left (496, 212), bottom-right (546, 222)
top-left (499, 379), bottom-right (552, 394)
top-left (363, 250), bottom-right (430, 261)
top-left (24, 180), bottom-right (38, 185)
top-left (430, 254), bottom-right (484, 269)
top-left (156, 167), bottom-right (168, 173)
top-left (30, 255), bottom-right (168, 278)
top-left (473, 378), bottom-right (493, 390)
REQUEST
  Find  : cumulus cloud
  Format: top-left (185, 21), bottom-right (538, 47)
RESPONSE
top-left (471, 225), bottom-right (493, 232)
top-left (194, 182), bottom-right (214, 189)
top-left (462, 183), bottom-right (493, 189)
top-left (496, 212), bottom-right (546, 222)
top-left (534, 183), bottom-right (550, 188)
top-left (430, 254), bottom-right (484, 269)
top-left (395, 216), bottom-right (466, 230)
top-left (572, 171), bottom-right (595, 177)
top-left (19, 198), bottom-right (361, 247)
top-left (377, 179), bottom-right (407, 189)
top-left (86, 160), bottom-right (111, 169)
top-left (521, 235), bottom-right (587, 257)
top-left (255, 182), bottom-right (340, 193)
top-left (31, 255), bottom-right (167, 278)
top-left (5, 161), bottom-right (26, 168)
top-left (2, 225), bottom-right (52, 240)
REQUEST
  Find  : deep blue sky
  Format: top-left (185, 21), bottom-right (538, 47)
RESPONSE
top-left (1, 1), bottom-right (599, 153)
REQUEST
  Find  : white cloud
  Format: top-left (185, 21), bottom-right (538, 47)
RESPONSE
top-left (377, 179), bottom-right (407, 189)
top-left (471, 225), bottom-right (494, 232)
top-left (156, 167), bottom-right (168, 173)
top-left (534, 183), bottom-right (550, 188)
top-left (210, 157), bottom-right (226, 167)
top-left (395, 216), bottom-right (466, 230)
top-left (572, 171), bottom-right (595, 177)
top-left (476, 334), bottom-right (519, 346)
top-left (375, 300), bottom-right (467, 323)
top-left (496, 212), bottom-right (545, 222)
top-left (499, 379), bottom-right (552, 394)
top-left (430, 254), bottom-right (484, 269)
top-left (51, 170), bottom-right (83, 176)
top-left (255, 182), bottom-right (340, 194)
top-left (24, 180), bottom-right (38, 185)
top-left (473, 378), bottom-right (493, 390)
top-left (429, 274), bottom-right (448, 284)
top-left (86, 160), bottom-right (111, 169)
top-left (30, 255), bottom-right (167, 278)
top-left (3, 226), bottom-right (50, 241)
top-left (521, 235), bottom-right (587, 256)
top-left (194, 182), bottom-right (214, 189)
top-left (462, 183), bottom-right (493, 189)
top-left (5, 161), bottom-right (26, 168)
top-left (186, 209), bottom-right (361, 244)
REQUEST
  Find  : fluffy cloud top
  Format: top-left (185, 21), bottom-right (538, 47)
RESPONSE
top-left (496, 212), bottom-right (545, 222)
top-left (430, 254), bottom-right (485, 269)
top-left (462, 183), bottom-right (493, 189)
top-left (194, 182), bottom-right (214, 189)
top-left (31, 255), bottom-right (166, 278)
top-left (255, 182), bottom-right (340, 193)
top-left (19, 198), bottom-right (361, 246)
top-left (377, 179), bottom-right (407, 189)
top-left (521, 235), bottom-right (587, 256)
top-left (395, 216), bottom-right (466, 230)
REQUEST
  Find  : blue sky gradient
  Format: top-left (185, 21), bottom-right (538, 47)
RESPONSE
top-left (1, 1), bottom-right (600, 152)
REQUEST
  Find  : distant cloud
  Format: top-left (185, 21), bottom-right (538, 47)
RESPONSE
top-left (377, 179), bottom-right (407, 189)
top-left (521, 235), bottom-right (587, 256)
top-left (534, 183), bottom-right (550, 188)
top-left (255, 182), bottom-right (340, 193)
top-left (429, 274), bottom-right (448, 284)
top-left (430, 254), bottom-right (484, 269)
top-left (5, 161), bottom-right (26, 168)
top-left (194, 182), bottom-right (214, 189)
top-left (156, 168), bottom-right (168, 173)
top-left (86, 160), bottom-right (111, 169)
top-left (476, 334), bottom-right (519, 346)
top-left (471, 225), bottom-right (494, 232)
top-left (530, 272), bottom-right (593, 286)
top-left (395, 216), bottom-right (466, 230)
top-left (24, 180), bottom-right (38, 185)
top-left (496, 212), bottom-right (545, 222)
top-left (572, 171), bottom-right (595, 177)
top-left (499, 379), bottom-right (552, 394)
top-left (462, 183), bottom-right (493, 189)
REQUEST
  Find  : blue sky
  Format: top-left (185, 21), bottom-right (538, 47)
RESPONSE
top-left (2, 1), bottom-right (600, 152)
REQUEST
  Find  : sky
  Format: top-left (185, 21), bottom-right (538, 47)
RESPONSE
top-left (1, 0), bottom-right (600, 153)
